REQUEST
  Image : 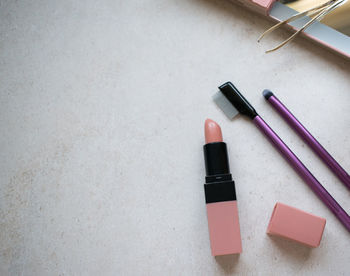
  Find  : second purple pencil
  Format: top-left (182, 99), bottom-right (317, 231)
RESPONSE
top-left (263, 90), bottom-right (350, 191)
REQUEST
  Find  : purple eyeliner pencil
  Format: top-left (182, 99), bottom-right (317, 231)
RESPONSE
top-left (263, 90), bottom-right (350, 191)
top-left (213, 82), bottom-right (350, 233)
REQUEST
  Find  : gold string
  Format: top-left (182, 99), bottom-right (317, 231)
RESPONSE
top-left (258, 0), bottom-right (347, 53)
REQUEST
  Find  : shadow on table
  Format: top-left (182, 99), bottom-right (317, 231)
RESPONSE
top-left (215, 254), bottom-right (240, 273)
top-left (268, 234), bottom-right (312, 261)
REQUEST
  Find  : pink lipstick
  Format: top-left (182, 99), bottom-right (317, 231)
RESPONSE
top-left (203, 119), bottom-right (242, 256)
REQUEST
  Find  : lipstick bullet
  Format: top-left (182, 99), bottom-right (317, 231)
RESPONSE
top-left (203, 119), bottom-right (242, 256)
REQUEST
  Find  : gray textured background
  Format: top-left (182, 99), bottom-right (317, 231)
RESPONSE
top-left (1, 0), bottom-right (350, 275)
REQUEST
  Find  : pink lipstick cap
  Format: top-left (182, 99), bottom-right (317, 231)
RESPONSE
top-left (267, 202), bottom-right (326, 248)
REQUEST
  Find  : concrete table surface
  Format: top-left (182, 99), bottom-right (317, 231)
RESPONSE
top-left (1, 0), bottom-right (349, 275)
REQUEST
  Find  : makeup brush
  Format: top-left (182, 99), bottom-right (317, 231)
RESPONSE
top-left (213, 82), bottom-right (350, 233)
top-left (263, 90), bottom-right (350, 191)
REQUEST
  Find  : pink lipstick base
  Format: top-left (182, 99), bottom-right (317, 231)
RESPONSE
top-left (206, 201), bottom-right (242, 256)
